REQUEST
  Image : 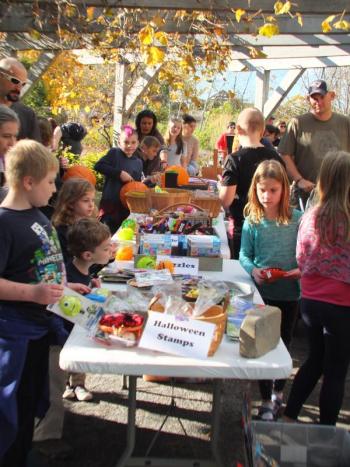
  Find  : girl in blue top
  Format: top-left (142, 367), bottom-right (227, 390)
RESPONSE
top-left (239, 159), bottom-right (302, 421)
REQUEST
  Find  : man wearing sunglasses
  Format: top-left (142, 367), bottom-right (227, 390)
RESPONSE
top-left (0, 57), bottom-right (41, 142)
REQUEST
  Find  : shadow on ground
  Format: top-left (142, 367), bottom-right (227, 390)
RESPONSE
top-left (31, 320), bottom-right (350, 466)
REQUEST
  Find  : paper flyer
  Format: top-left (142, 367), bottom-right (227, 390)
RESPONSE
top-left (47, 286), bottom-right (105, 334)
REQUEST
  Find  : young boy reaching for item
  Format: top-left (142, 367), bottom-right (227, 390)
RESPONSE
top-left (219, 107), bottom-right (283, 259)
top-left (62, 217), bottom-right (112, 401)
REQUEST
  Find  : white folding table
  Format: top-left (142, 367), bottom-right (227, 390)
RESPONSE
top-left (59, 260), bottom-right (292, 467)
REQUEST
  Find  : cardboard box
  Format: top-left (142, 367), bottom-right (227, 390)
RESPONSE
top-left (198, 256), bottom-right (223, 271)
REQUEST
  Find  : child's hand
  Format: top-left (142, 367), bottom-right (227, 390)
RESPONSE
top-left (67, 282), bottom-right (91, 295)
top-left (252, 268), bottom-right (265, 285)
top-left (120, 171), bottom-right (134, 183)
top-left (33, 283), bottom-right (64, 305)
top-left (284, 268), bottom-right (301, 280)
top-left (91, 277), bottom-right (101, 288)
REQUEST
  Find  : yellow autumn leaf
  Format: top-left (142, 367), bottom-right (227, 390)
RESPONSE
top-left (84, 106), bottom-right (91, 113)
top-left (145, 46), bottom-right (165, 66)
top-left (274, 1), bottom-right (291, 15)
top-left (29, 29), bottom-right (41, 40)
top-left (64, 5), bottom-right (76, 18)
top-left (258, 23), bottom-right (280, 37)
top-left (139, 25), bottom-right (154, 46)
top-left (321, 19), bottom-right (333, 33)
top-left (214, 26), bottom-right (224, 36)
top-left (86, 7), bottom-right (95, 21)
top-left (154, 31), bottom-right (168, 46)
top-left (151, 15), bottom-right (165, 28)
top-left (235, 9), bottom-right (245, 23)
top-left (333, 20), bottom-right (350, 31)
top-left (248, 46), bottom-right (267, 59)
top-left (296, 12), bottom-right (303, 27)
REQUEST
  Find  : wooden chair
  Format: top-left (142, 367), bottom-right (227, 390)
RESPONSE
top-left (201, 149), bottom-right (223, 180)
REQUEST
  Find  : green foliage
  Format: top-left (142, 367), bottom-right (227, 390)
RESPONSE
top-left (22, 80), bottom-right (51, 114)
top-left (195, 100), bottom-right (242, 151)
top-left (84, 126), bottom-right (111, 152)
top-left (81, 151), bottom-right (106, 192)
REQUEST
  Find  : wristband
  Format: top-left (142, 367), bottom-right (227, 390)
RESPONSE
top-left (295, 177), bottom-right (303, 186)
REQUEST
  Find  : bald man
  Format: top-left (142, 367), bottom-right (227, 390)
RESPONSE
top-left (0, 57), bottom-right (41, 141)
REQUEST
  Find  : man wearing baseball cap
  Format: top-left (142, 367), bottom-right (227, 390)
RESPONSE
top-left (278, 79), bottom-right (350, 208)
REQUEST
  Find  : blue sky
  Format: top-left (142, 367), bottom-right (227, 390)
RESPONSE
top-left (200, 68), bottom-right (320, 103)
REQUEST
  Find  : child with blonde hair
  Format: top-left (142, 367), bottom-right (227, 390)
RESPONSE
top-left (284, 150), bottom-right (350, 425)
top-left (0, 140), bottom-right (65, 466)
top-left (239, 159), bottom-right (301, 420)
top-left (219, 107), bottom-right (283, 259)
top-left (160, 116), bottom-right (187, 169)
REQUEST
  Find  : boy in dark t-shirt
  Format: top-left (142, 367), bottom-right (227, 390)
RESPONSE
top-left (63, 218), bottom-right (111, 401)
top-left (0, 140), bottom-right (65, 466)
top-left (219, 107), bottom-right (284, 259)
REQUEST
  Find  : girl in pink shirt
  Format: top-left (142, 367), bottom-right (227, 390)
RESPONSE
top-left (284, 150), bottom-right (350, 425)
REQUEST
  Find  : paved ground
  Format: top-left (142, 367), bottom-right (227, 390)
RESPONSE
top-left (30, 320), bottom-right (350, 467)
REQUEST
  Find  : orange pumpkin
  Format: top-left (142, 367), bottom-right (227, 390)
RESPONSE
top-left (119, 181), bottom-right (149, 207)
top-left (161, 165), bottom-right (189, 187)
top-left (63, 165), bottom-right (96, 186)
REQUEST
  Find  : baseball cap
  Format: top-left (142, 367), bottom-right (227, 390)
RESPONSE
top-left (308, 79), bottom-right (328, 96)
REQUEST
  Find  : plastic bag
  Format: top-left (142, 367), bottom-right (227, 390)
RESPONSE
top-left (192, 280), bottom-right (229, 317)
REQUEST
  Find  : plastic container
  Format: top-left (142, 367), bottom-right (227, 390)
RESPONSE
top-left (252, 421), bottom-right (350, 466)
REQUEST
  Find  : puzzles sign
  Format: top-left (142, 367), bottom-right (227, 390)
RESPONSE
top-left (139, 311), bottom-right (215, 359)
top-left (157, 255), bottom-right (199, 276)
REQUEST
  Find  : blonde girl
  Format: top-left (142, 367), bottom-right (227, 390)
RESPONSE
top-left (284, 150), bottom-right (350, 425)
top-left (160, 116), bottom-right (187, 168)
top-left (52, 178), bottom-right (96, 263)
top-left (239, 159), bottom-right (302, 421)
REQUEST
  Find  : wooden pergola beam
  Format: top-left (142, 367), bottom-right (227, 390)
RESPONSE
top-left (263, 69), bottom-right (306, 118)
top-left (2, 0), bottom-right (350, 13)
top-left (21, 51), bottom-right (57, 97)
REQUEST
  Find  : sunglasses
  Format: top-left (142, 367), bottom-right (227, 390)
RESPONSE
top-left (0, 70), bottom-right (27, 87)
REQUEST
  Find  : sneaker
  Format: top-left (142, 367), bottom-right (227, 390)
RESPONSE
top-left (272, 393), bottom-right (283, 418)
top-left (257, 404), bottom-right (275, 421)
top-left (74, 385), bottom-right (93, 401)
top-left (62, 385), bottom-right (75, 400)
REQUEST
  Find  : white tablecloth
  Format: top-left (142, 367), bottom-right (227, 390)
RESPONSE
top-left (59, 260), bottom-right (292, 381)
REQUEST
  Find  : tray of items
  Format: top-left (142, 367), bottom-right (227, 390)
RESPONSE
top-left (138, 206), bottom-right (220, 259)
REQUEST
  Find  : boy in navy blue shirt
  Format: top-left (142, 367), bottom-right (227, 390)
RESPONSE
top-left (0, 140), bottom-right (65, 466)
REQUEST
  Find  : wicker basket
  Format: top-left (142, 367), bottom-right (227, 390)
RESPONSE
top-left (125, 191), bottom-right (151, 213)
top-left (192, 305), bottom-right (227, 356)
top-left (152, 203), bottom-right (212, 226)
top-left (149, 188), bottom-right (191, 211)
top-left (148, 296), bottom-right (227, 356)
top-left (191, 192), bottom-right (222, 218)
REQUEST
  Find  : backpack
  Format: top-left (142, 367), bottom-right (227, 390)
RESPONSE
top-left (61, 122), bottom-right (87, 142)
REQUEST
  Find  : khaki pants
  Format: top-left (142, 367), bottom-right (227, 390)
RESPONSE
top-left (33, 346), bottom-right (65, 441)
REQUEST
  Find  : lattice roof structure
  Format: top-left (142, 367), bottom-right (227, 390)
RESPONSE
top-left (1, 0), bottom-right (350, 119)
